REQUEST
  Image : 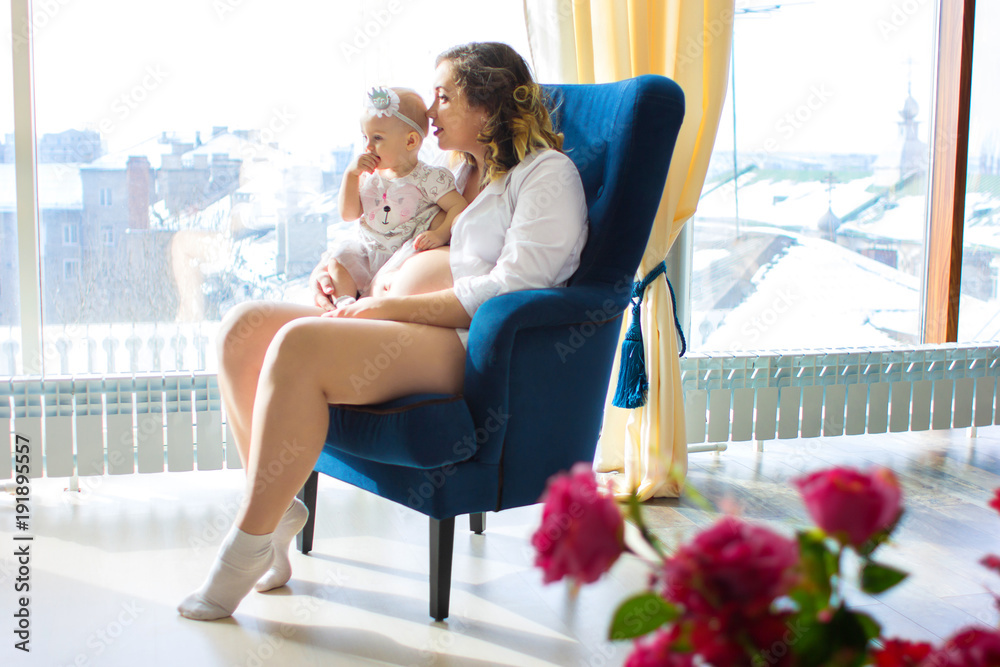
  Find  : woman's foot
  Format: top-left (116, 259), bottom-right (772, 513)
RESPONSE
top-left (178, 527), bottom-right (274, 621)
top-left (255, 497), bottom-right (309, 592)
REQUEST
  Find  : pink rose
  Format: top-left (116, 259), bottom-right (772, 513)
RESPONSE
top-left (687, 615), bottom-right (753, 666)
top-left (872, 638), bottom-right (933, 666)
top-left (794, 467), bottom-right (902, 547)
top-left (531, 463), bottom-right (624, 585)
top-left (625, 628), bottom-right (693, 667)
top-left (919, 627), bottom-right (1000, 667)
top-left (662, 516), bottom-right (799, 619)
top-left (981, 554), bottom-right (1000, 576)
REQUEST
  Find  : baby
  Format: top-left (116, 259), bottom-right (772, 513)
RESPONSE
top-left (321, 86), bottom-right (466, 311)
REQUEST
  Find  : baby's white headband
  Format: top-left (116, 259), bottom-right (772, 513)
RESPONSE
top-left (367, 87), bottom-right (426, 138)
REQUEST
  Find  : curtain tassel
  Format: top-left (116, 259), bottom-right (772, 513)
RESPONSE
top-left (612, 261), bottom-right (686, 409)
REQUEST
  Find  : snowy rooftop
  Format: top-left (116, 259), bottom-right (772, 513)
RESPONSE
top-left (0, 163), bottom-right (83, 211)
top-left (697, 228), bottom-right (1000, 352)
top-left (698, 166), bottom-right (1000, 251)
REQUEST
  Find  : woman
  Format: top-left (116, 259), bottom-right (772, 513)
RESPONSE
top-left (179, 42), bottom-right (588, 621)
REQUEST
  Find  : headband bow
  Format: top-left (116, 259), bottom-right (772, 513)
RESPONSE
top-left (367, 87), bottom-right (426, 138)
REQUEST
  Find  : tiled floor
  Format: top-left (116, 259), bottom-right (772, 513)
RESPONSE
top-left (642, 426), bottom-right (1000, 644)
top-left (1, 426), bottom-right (998, 665)
top-left (0, 466), bottom-right (647, 666)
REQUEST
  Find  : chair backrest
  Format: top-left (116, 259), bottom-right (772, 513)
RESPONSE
top-left (543, 76), bottom-right (685, 288)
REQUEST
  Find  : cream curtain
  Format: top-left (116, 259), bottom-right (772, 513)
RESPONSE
top-left (524, 0), bottom-right (734, 499)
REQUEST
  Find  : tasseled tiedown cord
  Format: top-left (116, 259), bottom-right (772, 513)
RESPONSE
top-left (611, 260), bottom-right (686, 409)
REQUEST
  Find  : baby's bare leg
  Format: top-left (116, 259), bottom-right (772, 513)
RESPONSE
top-left (327, 258), bottom-right (359, 300)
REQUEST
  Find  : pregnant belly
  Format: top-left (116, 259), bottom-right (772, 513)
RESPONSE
top-left (377, 247), bottom-right (453, 297)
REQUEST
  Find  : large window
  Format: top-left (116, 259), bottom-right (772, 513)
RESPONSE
top-left (958, 1), bottom-right (1000, 342)
top-left (1, 0), bottom-right (19, 375)
top-left (6, 1), bottom-right (994, 379)
top-left (691, 0), bottom-right (937, 351)
top-left (19, 0), bottom-right (529, 375)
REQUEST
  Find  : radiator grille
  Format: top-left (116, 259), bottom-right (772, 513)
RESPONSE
top-left (2, 344), bottom-right (998, 479)
top-left (1, 372), bottom-right (235, 479)
top-left (681, 344), bottom-right (999, 445)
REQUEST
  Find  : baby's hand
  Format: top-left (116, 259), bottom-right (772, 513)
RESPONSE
top-left (349, 152), bottom-right (380, 177)
top-left (414, 230), bottom-right (446, 251)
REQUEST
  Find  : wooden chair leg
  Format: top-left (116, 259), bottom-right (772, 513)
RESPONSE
top-left (296, 470), bottom-right (319, 554)
top-left (429, 517), bottom-right (455, 622)
top-left (469, 512), bottom-right (486, 534)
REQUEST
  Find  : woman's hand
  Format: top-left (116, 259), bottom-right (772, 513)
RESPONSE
top-left (309, 258), bottom-right (337, 310)
top-left (321, 296), bottom-right (398, 320)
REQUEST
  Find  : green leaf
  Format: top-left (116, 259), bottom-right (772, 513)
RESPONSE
top-left (860, 561), bottom-right (908, 595)
top-left (792, 605), bottom-right (871, 667)
top-left (854, 610), bottom-right (882, 641)
top-left (608, 592), bottom-right (679, 641)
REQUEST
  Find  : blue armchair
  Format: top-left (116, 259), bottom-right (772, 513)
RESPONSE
top-left (296, 75), bottom-right (685, 621)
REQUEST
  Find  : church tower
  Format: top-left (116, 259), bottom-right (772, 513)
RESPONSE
top-left (898, 81), bottom-right (928, 181)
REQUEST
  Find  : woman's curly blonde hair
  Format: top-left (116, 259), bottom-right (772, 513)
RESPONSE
top-left (436, 42), bottom-right (562, 184)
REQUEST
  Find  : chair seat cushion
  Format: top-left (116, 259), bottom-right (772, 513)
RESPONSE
top-left (325, 393), bottom-right (477, 469)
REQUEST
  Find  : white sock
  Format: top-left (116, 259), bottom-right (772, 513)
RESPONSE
top-left (255, 498), bottom-right (309, 592)
top-left (178, 526), bottom-right (274, 621)
top-left (333, 295), bottom-right (356, 308)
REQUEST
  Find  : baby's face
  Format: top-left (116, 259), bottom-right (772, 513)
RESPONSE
top-left (360, 114), bottom-right (418, 172)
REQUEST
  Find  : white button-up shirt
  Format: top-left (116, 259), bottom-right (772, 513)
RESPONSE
top-left (449, 149), bottom-right (589, 318)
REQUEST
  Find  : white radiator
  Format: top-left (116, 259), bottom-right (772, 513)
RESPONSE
top-left (0, 372), bottom-right (238, 479)
top-left (1, 345), bottom-right (998, 479)
top-left (681, 345), bottom-right (999, 447)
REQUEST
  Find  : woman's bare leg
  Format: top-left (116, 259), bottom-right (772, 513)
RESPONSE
top-left (216, 301), bottom-right (324, 467)
top-left (237, 316), bottom-right (465, 534)
top-left (182, 314), bottom-right (464, 619)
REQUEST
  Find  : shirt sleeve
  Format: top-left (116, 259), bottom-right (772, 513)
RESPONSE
top-left (452, 151), bottom-right (588, 317)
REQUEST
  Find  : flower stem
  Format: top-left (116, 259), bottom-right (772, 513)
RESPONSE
top-left (625, 494), bottom-right (669, 561)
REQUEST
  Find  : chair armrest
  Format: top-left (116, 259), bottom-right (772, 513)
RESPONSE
top-left (463, 284), bottom-right (628, 456)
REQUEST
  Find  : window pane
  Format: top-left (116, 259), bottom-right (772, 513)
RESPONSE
top-left (691, 0), bottom-right (935, 352)
top-left (1, 0), bottom-right (20, 374)
top-left (31, 0), bottom-right (528, 375)
top-left (958, 2), bottom-right (1000, 342)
